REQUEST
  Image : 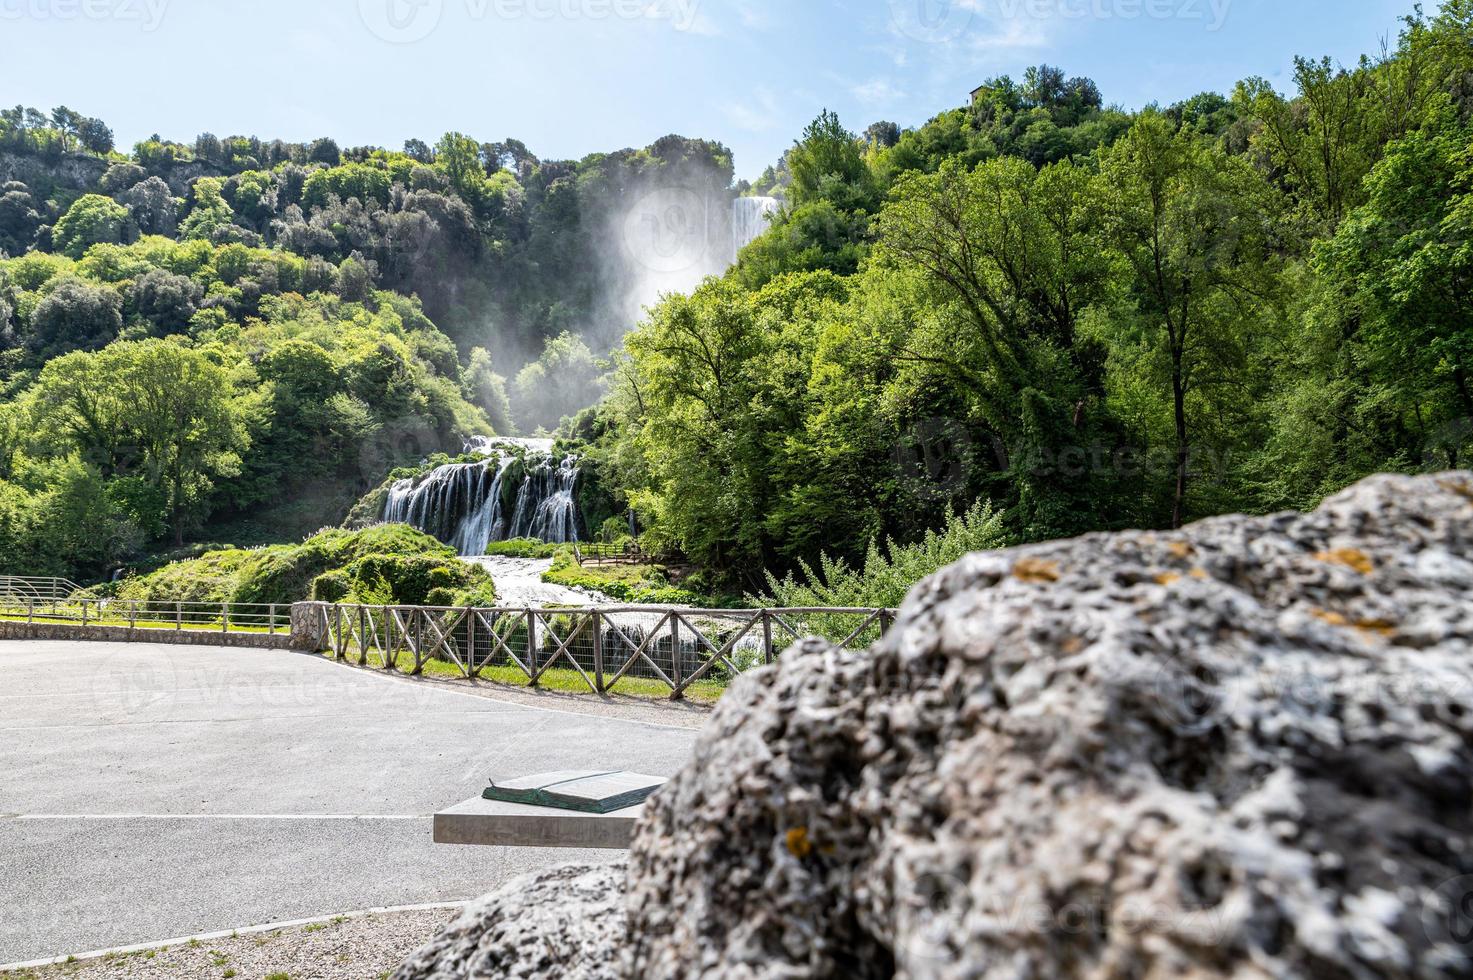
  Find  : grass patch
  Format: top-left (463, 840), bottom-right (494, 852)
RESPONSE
top-left (331, 647), bottom-right (725, 703)
top-left (543, 552), bottom-right (703, 606)
top-left (479, 538), bottom-right (566, 559)
top-left (0, 610), bottom-right (279, 633)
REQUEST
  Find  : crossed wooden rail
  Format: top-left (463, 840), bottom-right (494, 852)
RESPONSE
top-left (313, 603), bottom-right (898, 700)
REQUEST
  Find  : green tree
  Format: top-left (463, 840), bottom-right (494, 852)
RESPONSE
top-left (435, 132), bottom-right (484, 205)
top-left (33, 340), bottom-right (246, 544)
top-left (53, 194), bottom-right (132, 259)
top-left (179, 177), bottom-right (236, 242)
top-left (1094, 113), bottom-right (1279, 527)
top-left (28, 277), bottom-right (124, 358)
top-left (788, 110), bottom-right (877, 213)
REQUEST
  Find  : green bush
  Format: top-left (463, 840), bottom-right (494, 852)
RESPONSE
top-left (541, 551), bottom-right (702, 606)
top-left (480, 538), bottom-right (564, 559)
top-left (310, 570), bottom-right (351, 602)
top-left (758, 501), bottom-right (1007, 611)
top-left (102, 523), bottom-right (490, 607)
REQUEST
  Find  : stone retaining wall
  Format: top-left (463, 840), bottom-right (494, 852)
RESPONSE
top-left (0, 620), bottom-right (297, 649)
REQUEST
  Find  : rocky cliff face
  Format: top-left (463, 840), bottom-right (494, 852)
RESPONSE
top-left (396, 472), bottom-right (1473, 979)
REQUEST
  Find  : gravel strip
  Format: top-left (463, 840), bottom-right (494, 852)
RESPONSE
top-left (1, 908), bottom-right (457, 980)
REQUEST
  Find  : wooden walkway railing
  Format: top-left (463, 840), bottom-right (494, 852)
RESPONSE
top-left (311, 603), bottom-right (898, 700)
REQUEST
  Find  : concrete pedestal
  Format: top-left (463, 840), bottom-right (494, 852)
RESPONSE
top-left (434, 796), bottom-right (644, 850)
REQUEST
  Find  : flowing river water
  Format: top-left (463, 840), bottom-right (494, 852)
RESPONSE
top-left (460, 555), bottom-right (617, 608)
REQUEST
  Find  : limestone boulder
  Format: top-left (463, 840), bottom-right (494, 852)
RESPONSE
top-left (399, 473), bottom-right (1473, 979)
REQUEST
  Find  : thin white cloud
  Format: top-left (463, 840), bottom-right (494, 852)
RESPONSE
top-left (724, 87), bottom-right (783, 132)
top-left (852, 77), bottom-right (903, 107)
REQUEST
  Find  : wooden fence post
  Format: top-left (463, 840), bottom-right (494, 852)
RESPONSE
top-left (465, 606), bottom-right (476, 675)
top-left (669, 614), bottom-right (682, 699)
top-left (762, 610), bottom-right (774, 665)
top-left (526, 609), bottom-right (538, 686)
top-left (592, 611), bottom-right (605, 694)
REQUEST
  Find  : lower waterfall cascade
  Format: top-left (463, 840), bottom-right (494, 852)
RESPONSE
top-left (382, 438), bottom-right (583, 555)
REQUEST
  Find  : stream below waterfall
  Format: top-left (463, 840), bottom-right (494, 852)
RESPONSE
top-left (461, 555), bottom-right (618, 608)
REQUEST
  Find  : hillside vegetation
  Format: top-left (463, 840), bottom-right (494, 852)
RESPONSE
top-left (578, 3), bottom-right (1473, 590)
top-left (0, 110), bottom-right (731, 581)
top-left (85, 524), bottom-right (495, 607)
top-left (3, 2), bottom-right (1470, 603)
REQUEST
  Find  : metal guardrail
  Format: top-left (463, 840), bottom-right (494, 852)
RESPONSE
top-left (0, 598), bottom-right (291, 634)
top-left (315, 603), bottom-right (898, 699)
top-left (0, 576), bottom-right (82, 604)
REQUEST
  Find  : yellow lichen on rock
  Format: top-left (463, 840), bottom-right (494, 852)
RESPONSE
top-left (1012, 558), bottom-right (1061, 584)
top-left (1315, 548), bottom-right (1374, 575)
top-left (785, 827), bottom-right (813, 859)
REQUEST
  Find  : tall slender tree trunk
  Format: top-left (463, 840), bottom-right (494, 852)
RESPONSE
top-left (1172, 347), bottom-right (1189, 530)
top-left (1454, 360), bottom-right (1473, 423)
top-left (171, 465), bottom-right (184, 547)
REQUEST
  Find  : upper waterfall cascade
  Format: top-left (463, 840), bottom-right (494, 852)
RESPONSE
top-left (383, 438), bottom-right (583, 555)
top-left (732, 196), bottom-right (778, 259)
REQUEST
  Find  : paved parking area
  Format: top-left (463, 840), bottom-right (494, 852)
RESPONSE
top-left (0, 641), bottom-right (699, 964)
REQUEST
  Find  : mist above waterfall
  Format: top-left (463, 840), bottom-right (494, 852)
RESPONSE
top-left (490, 148), bottom-right (781, 435)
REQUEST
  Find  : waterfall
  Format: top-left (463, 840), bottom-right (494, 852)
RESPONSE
top-left (382, 439), bottom-right (583, 554)
top-left (732, 196), bottom-right (778, 260)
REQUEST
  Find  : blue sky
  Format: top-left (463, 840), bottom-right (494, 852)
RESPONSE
top-left (0, 0), bottom-right (1416, 180)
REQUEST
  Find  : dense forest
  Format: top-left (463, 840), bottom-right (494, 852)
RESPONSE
top-left (0, 116), bottom-right (732, 577)
top-left (574, 1), bottom-right (1473, 590)
top-left (1, 0), bottom-right (1470, 594)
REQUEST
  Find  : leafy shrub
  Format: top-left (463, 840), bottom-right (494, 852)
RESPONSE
top-left (758, 501), bottom-right (1006, 611)
top-left (103, 523), bottom-right (487, 606)
top-left (310, 570), bottom-right (351, 602)
top-left (542, 551), bottom-right (702, 606)
top-left (480, 538), bottom-right (564, 559)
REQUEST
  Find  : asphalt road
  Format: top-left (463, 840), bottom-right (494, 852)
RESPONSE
top-left (0, 640), bottom-right (700, 964)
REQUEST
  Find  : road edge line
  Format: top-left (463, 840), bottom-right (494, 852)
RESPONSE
top-left (0, 902), bottom-right (469, 971)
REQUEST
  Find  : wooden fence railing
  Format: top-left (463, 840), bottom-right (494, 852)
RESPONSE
top-left (311, 603), bottom-right (898, 700)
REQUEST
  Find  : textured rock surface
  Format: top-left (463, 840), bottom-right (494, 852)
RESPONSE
top-left (400, 472), bottom-right (1473, 979)
top-left (391, 864), bottom-right (626, 980)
